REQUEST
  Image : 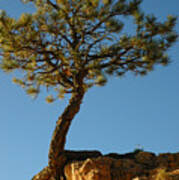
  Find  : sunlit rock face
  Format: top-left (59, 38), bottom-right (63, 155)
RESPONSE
top-left (62, 151), bottom-right (179, 180)
top-left (64, 157), bottom-right (112, 180)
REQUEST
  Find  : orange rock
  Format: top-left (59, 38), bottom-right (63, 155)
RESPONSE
top-left (62, 151), bottom-right (179, 180)
top-left (64, 157), bottom-right (112, 180)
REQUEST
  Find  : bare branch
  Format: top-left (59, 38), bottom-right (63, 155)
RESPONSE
top-left (86, 46), bottom-right (133, 70)
top-left (58, 31), bottom-right (73, 47)
top-left (86, 12), bottom-right (118, 35)
top-left (86, 46), bottom-right (132, 63)
top-left (46, 0), bottom-right (59, 10)
top-left (84, 34), bottom-right (108, 63)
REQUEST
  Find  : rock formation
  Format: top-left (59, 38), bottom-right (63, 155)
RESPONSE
top-left (62, 150), bottom-right (179, 180)
top-left (33, 150), bottom-right (179, 180)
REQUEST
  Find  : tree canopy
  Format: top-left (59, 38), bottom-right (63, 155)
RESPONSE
top-left (0, 0), bottom-right (177, 102)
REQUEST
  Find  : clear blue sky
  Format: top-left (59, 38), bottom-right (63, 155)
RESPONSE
top-left (0, 0), bottom-right (178, 180)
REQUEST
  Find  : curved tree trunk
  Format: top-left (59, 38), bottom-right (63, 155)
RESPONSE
top-left (32, 87), bottom-right (85, 179)
top-left (48, 86), bottom-right (85, 168)
top-left (32, 72), bottom-right (86, 180)
top-left (47, 71), bottom-right (86, 179)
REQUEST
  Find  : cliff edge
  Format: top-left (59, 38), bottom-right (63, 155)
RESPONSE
top-left (61, 150), bottom-right (179, 180)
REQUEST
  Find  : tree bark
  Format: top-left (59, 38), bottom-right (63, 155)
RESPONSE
top-left (48, 87), bottom-right (85, 167)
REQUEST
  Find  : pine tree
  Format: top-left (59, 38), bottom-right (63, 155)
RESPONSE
top-left (0, 0), bottom-right (177, 179)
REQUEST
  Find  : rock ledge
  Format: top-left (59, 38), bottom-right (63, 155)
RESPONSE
top-left (62, 150), bottom-right (179, 180)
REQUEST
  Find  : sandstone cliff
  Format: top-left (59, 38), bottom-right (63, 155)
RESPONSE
top-left (61, 150), bottom-right (179, 180)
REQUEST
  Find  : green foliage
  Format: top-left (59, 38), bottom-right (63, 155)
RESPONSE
top-left (0, 0), bottom-right (177, 102)
top-left (46, 95), bottom-right (54, 103)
